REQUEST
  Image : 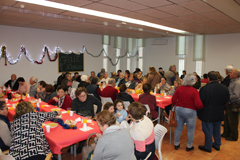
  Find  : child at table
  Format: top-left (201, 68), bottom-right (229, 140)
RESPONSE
top-left (114, 99), bottom-right (128, 123)
top-left (103, 102), bottom-right (115, 113)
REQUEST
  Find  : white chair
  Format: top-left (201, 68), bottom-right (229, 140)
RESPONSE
top-left (123, 101), bottom-right (130, 110)
top-left (100, 97), bottom-right (113, 110)
top-left (154, 124), bottom-right (167, 160)
top-left (70, 88), bottom-right (76, 100)
top-left (143, 104), bottom-right (159, 123)
top-left (72, 81), bottom-right (80, 89)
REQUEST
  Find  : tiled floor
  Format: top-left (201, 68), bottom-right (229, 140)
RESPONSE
top-left (58, 118), bottom-right (240, 160)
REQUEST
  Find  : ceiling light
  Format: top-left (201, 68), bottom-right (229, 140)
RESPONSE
top-left (15, 0), bottom-right (186, 34)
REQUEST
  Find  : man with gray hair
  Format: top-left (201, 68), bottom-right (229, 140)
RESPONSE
top-left (222, 69), bottom-right (240, 141)
top-left (164, 64), bottom-right (177, 85)
top-left (29, 76), bottom-right (38, 97)
top-left (221, 65), bottom-right (233, 87)
top-left (89, 71), bottom-right (98, 82)
top-left (101, 78), bottom-right (118, 102)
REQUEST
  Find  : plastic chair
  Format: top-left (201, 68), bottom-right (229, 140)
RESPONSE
top-left (123, 101), bottom-right (130, 110)
top-left (154, 124), bottom-right (167, 160)
top-left (143, 104), bottom-right (159, 123)
top-left (100, 97), bottom-right (113, 105)
top-left (164, 117), bottom-right (172, 144)
top-left (70, 88), bottom-right (76, 100)
top-left (72, 81), bottom-right (80, 89)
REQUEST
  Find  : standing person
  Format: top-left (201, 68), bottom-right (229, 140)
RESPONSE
top-left (128, 102), bottom-right (155, 160)
top-left (164, 64), bottom-right (176, 86)
top-left (222, 65), bottom-right (233, 87)
top-left (172, 73), bottom-right (203, 151)
top-left (57, 71), bottom-right (66, 87)
top-left (4, 74), bottom-right (19, 91)
top-left (17, 77), bottom-right (30, 94)
top-left (48, 85), bottom-right (72, 110)
top-left (222, 69), bottom-right (240, 141)
top-left (158, 67), bottom-right (164, 77)
top-left (0, 101), bottom-right (11, 152)
top-left (29, 76), bottom-right (38, 97)
top-left (180, 70), bottom-right (186, 79)
top-left (198, 71), bottom-right (230, 152)
top-left (9, 101), bottom-right (61, 160)
top-left (147, 66), bottom-right (162, 90)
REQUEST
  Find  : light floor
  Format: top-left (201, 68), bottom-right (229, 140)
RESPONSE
top-left (59, 118), bottom-right (240, 160)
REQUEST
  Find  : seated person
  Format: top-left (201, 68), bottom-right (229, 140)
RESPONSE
top-left (92, 110), bottom-right (136, 160)
top-left (114, 99), bottom-right (128, 123)
top-left (138, 83), bottom-right (158, 119)
top-left (135, 77), bottom-right (147, 91)
top-left (86, 77), bottom-right (101, 101)
top-left (78, 75), bottom-right (90, 88)
top-left (128, 102), bottom-right (155, 160)
top-left (193, 73), bottom-right (201, 89)
top-left (4, 74), bottom-right (19, 91)
top-left (29, 76), bottom-right (38, 98)
top-left (9, 101), bottom-right (61, 160)
top-left (61, 72), bottom-right (72, 88)
top-left (42, 84), bottom-right (57, 104)
top-left (0, 101), bottom-right (11, 151)
top-left (101, 78), bottom-right (118, 102)
top-left (36, 80), bottom-right (47, 100)
top-left (72, 72), bottom-right (79, 81)
top-left (99, 72), bottom-right (110, 85)
top-left (125, 73), bottom-right (137, 89)
top-left (116, 84), bottom-right (134, 103)
top-left (201, 73), bottom-right (209, 84)
top-left (134, 73), bottom-right (142, 84)
top-left (116, 72), bottom-right (125, 87)
top-left (169, 79), bottom-right (182, 96)
top-left (156, 77), bottom-right (171, 94)
top-left (103, 102), bottom-right (115, 113)
top-left (71, 87), bottom-right (102, 154)
top-left (17, 77), bottom-right (30, 94)
top-left (48, 85), bottom-right (72, 110)
top-left (111, 71), bottom-right (118, 80)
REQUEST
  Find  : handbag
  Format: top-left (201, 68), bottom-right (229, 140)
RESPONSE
top-left (169, 104), bottom-right (177, 127)
top-left (82, 132), bottom-right (97, 160)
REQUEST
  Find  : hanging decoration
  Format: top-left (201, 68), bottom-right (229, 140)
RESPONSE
top-left (81, 46), bottom-right (139, 66)
top-left (0, 45), bottom-right (138, 66)
top-left (0, 46), bottom-right (58, 66)
top-left (1, 46), bottom-right (7, 66)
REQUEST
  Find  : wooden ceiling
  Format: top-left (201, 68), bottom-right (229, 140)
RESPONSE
top-left (0, 0), bottom-right (240, 38)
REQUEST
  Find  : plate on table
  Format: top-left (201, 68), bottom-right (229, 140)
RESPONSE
top-left (47, 123), bottom-right (58, 128)
top-left (51, 108), bottom-right (61, 112)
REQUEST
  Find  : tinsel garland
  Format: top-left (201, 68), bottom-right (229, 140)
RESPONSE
top-left (0, 46), bottom-right (58, 65)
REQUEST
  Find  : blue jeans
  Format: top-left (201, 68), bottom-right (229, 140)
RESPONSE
top-left (174, 107), bottom-right (197, 148)
top-left (202, 121), bottom-right (221, 150)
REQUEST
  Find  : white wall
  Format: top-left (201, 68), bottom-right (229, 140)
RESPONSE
top-left (144, 33), bottom-right (240, 77)
top-left (0, 25), bottom-right (103, 84)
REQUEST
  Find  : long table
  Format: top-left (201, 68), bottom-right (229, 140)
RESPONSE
top-left (131, 93), bottom-right (172, 123)
top-left (7, 97), bottom-right (101, 160)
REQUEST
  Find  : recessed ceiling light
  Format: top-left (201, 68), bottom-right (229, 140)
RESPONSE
top-left (15, 0), bottom-right (186, 34)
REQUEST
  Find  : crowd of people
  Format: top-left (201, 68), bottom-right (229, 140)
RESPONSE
top-left (0, 64), bottom-right (239, 160)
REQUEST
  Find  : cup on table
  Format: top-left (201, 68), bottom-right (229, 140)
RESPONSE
top-left (83, 119), bottom-right (87, 130)
top-left (41, 105), bottom-right (45, 108)
top-left (39, 98), bottom-right (41, 103)
top-left (70, 111), bottom-right (74, 116)
top-left (67, 108), bottom-right (71, 114)
top-left (161, 92), bottom-right (164, 96)
top-left (5, 98), bottom-right (8, 103)
top-left (45, 125), bottom-right (50, 133)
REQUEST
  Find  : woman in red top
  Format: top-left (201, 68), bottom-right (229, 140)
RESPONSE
top-left (48, 85), bottom-right (72, 110)
top-left (172, 73), bottom-right (203, 152)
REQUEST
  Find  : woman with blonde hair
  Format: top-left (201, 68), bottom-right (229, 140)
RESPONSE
top-left (172, 73), bottom-right (203, 151)
top-left (9, 101), bottom-right (61, 160)
top-left (147, 66), bottom-right (162, 90)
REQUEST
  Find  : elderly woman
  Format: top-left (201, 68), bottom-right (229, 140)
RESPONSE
top-left (156, 77), bottom-right (171, 94)
top-left (138, 83), bottom-right (158, 119)
top-left (172, 73), bottom-right (203, 151)
top-left (0, 101), bottom-right (11, 151)
top-left (36, 80), bottom-right (47, 100)
top-left (117, 84), bottom-right (134, 103)
top-left (48, 85), bottom-right (72, 110)
top-left (92, 110), bottom-right (136, 160)
top-left (9, 101), bottom-right (60, 160)
top-left (125, 73), bottom-right (137, 89)
top-left (128, 102), bottom-right (155, 160)
top-left (147, 66), bottom-right (162, 90)
top-left (116, 72), bottom-right (125, 87)
top-left (78, 75), bottom-right (90, 88)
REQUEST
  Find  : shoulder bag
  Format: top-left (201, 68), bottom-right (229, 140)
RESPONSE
top-left (169, 104), bottom-right (177, 127)
top-left (82, 132), bottom-right (97, 160)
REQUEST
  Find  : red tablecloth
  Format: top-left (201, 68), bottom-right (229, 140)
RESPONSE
top-left (7, 98), bottom-right (101, 155)
top-left (131, 93), bottom-right (172, 109)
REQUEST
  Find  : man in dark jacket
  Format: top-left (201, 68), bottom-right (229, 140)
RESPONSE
top-left (221, 65), bottom-right (233, 87)
top-left (198, 71), bottom-right (230, 152)
top-left (4, 74), bottom-right (19, 91)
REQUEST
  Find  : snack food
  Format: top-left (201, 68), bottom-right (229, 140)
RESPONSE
top-left (47, 123), bottom-right (58, 128)
top-left (51, 108), bottom-right (61, 112)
